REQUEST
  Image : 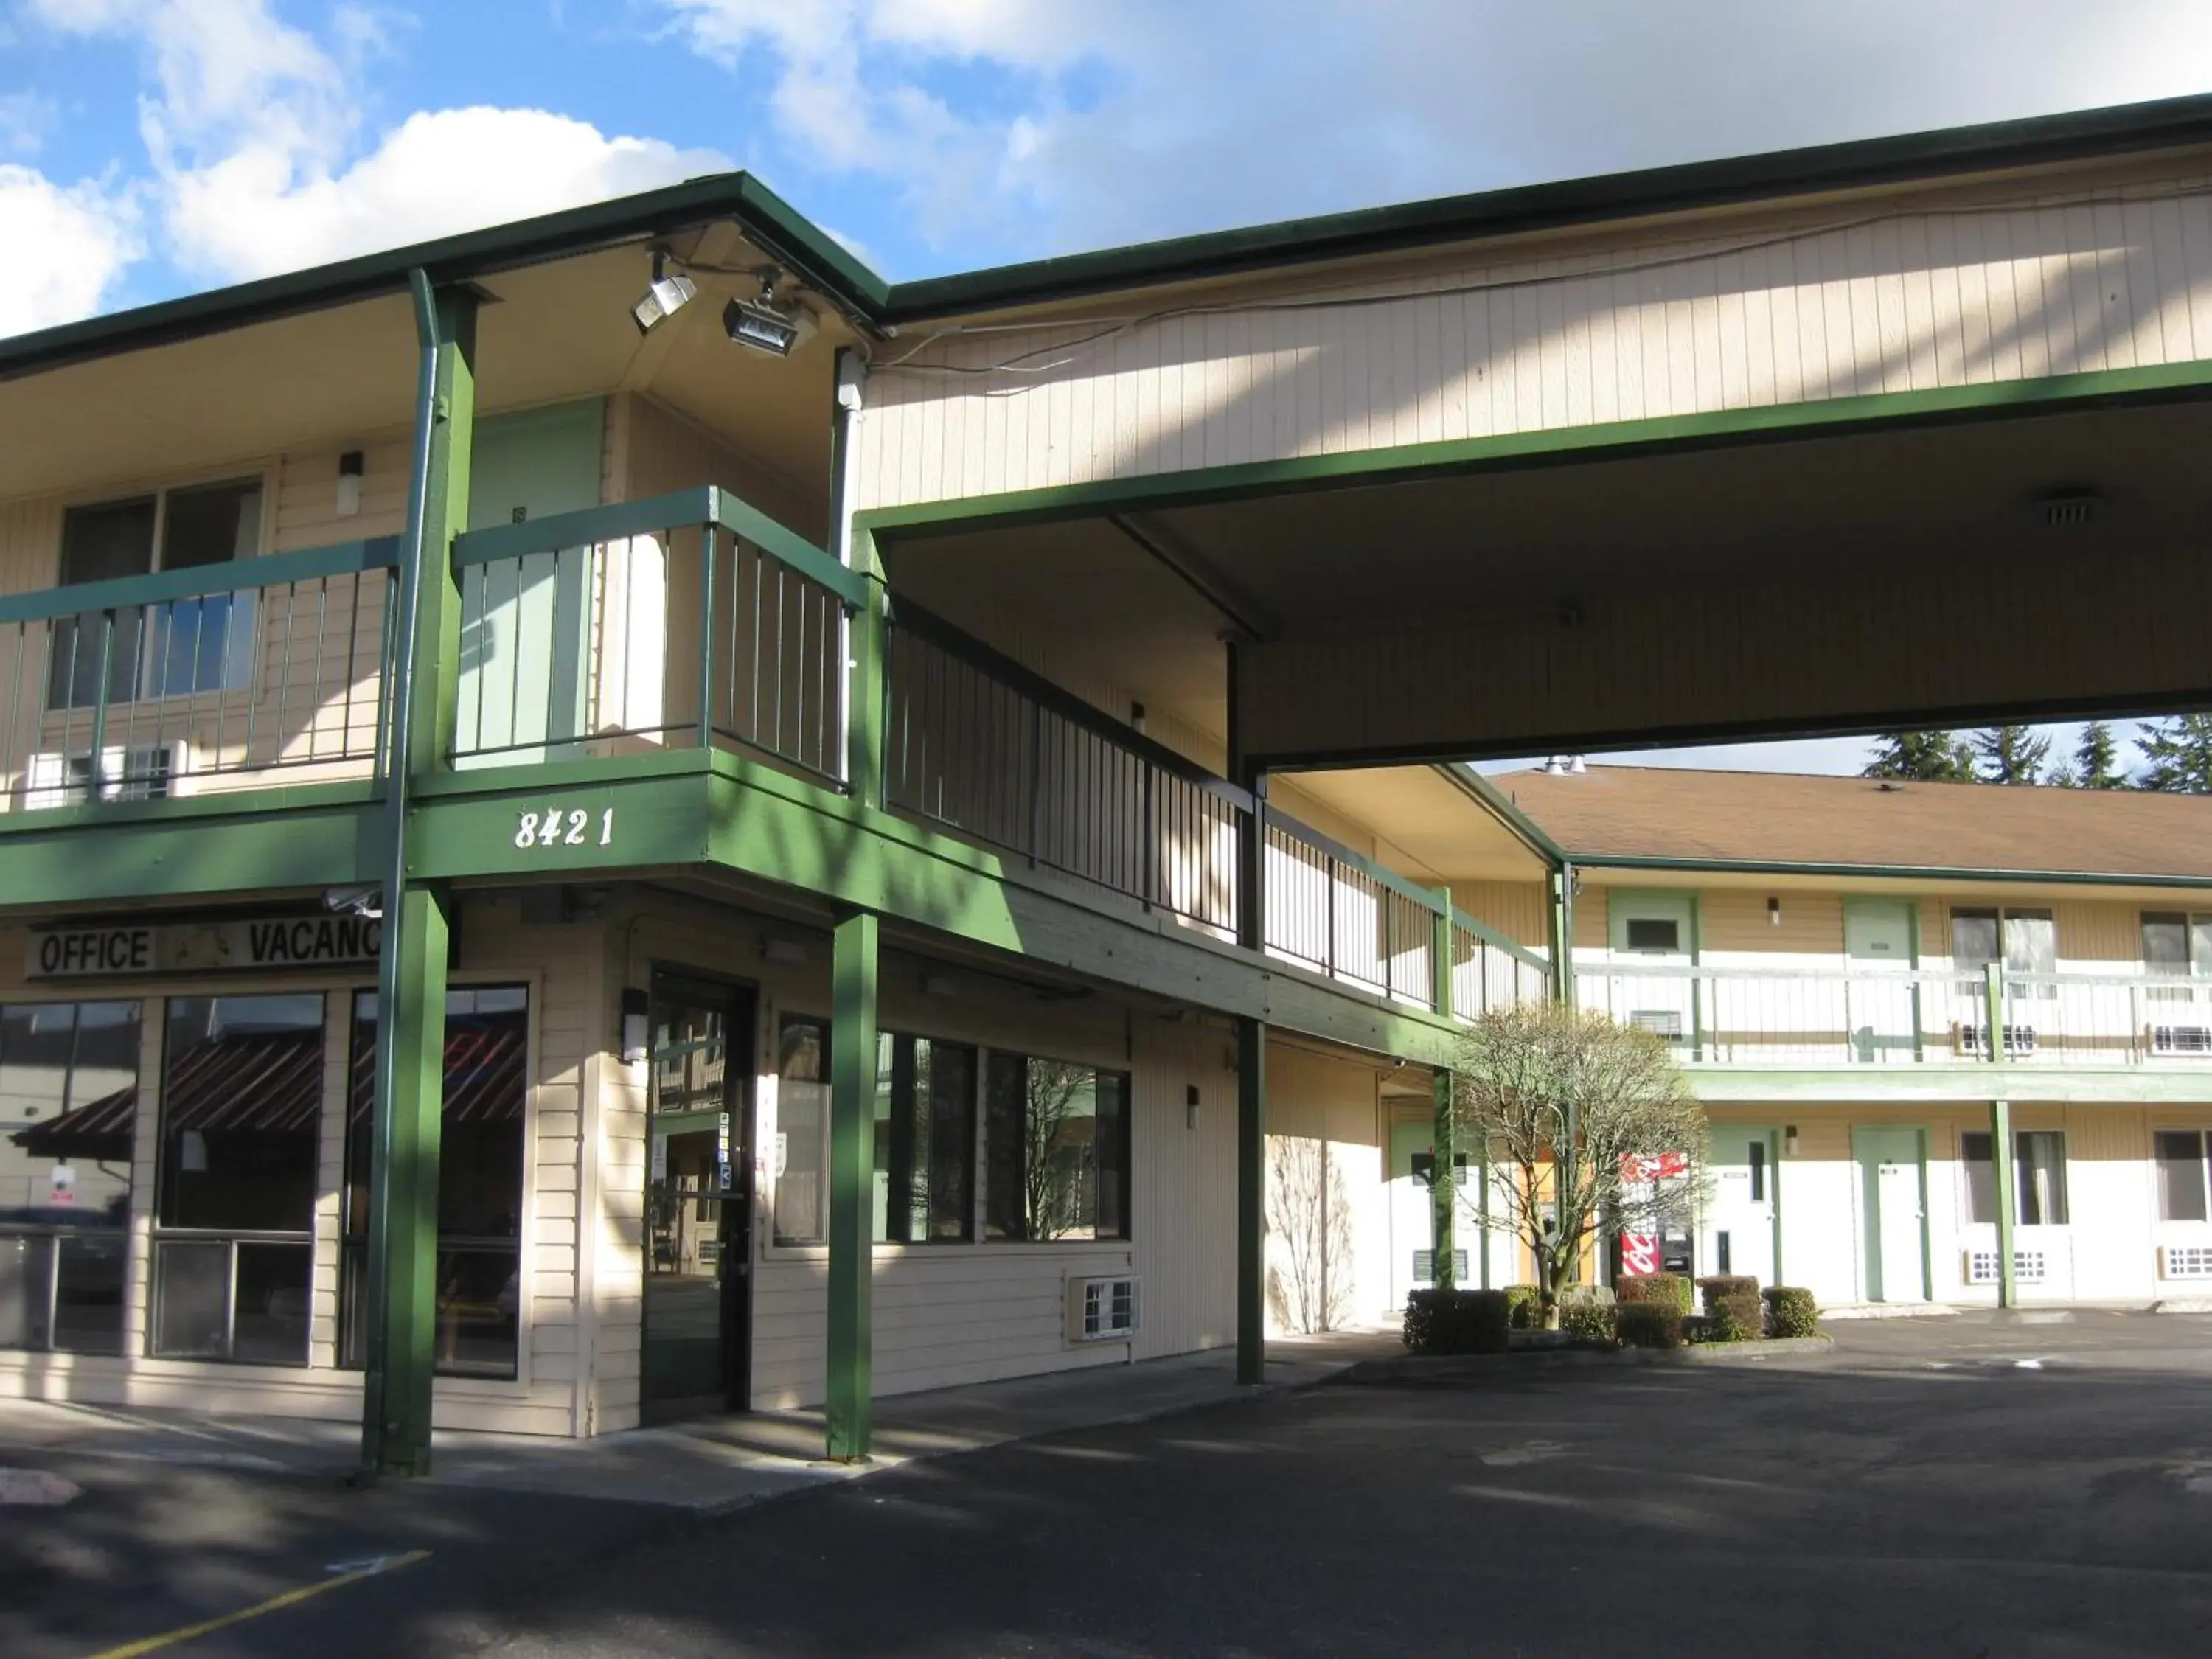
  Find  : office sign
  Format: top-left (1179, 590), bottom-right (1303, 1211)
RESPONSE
top-left (28, 914), bottom-right (383, 979)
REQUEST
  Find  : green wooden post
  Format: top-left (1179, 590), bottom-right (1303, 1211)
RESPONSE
top-left (1430, 1065), bottom-right (1457, 1290)
top-left (826, 908), bottom-right (879, 1458)
top-left (1236, 1012), bottom-right (1267, 1383)
top-left (1984, 961), bottom-right (2018, 1310)
top-left (845, 528), bottom-right (888, 810)
top-left (1234, 765), bottom-right (1268, 1386)
top-left (361, 276), bottom-right (475, 1478)
top-left (1432, 888), bottom-right (1454, 1019)
top-left (1548, 862), bottom-right (1576, 1004)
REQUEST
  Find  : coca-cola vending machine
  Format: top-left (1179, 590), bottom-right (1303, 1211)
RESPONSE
top-left (1615, 1150), bottom-right (1691, 1284)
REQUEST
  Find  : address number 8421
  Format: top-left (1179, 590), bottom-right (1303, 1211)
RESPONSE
top-left (515, 806), bottom-right (614, 849)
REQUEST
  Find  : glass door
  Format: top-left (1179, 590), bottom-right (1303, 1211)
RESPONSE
top-left (641, 975), bottom-right (754, 1422)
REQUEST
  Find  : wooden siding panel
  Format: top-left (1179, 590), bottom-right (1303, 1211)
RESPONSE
top-left (859, 179), bottom-right (2212, 511)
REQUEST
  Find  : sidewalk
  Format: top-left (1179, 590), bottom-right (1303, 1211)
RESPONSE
top-left (0, 1328), bottom-right (1399, 1516)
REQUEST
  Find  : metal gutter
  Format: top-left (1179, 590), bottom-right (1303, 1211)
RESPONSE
top-left (1558, 851), bottom-right (2212, 890)
top-left (12, 93), bottom-right (2212, 380)
top-left (0, 173), bottom-right (886, 385)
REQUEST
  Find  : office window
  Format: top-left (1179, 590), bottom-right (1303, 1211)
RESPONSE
top-left (341, 987), bottom-right (529, 1377)
top-left (873, 1034), bottom-right (975, 1243)
top-left (2156, 1130), bottom-right (2210, 1222)
top-left (1961, 1130), bottom-right (2070, 1227)
top-left (983, 1054), bottom-right (1132, 1242)
top-left (151, 994), bottom-right (322, 1364)
top-left (773, 1018), bottom-right (828, 1246)
top-left (0, 1001), bottom-right (141, 1355)
top-left (1624, 918), bottom-right (1680, 953)
top-left (49, 481), bottom-right (262, 710)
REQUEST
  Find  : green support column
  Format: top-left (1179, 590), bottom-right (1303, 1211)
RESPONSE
top-left (1548, 862), bottom-right (1576, 1004)
top-left (1430, 1065), bottom-right (1457, 1290)
top-left (1984, 961), bottom-right (2018, 1310)
top-left (361, 274), bottom-right (476, 1478)
top-left (826, 909), bottom-right (880, 1459)
top-left (360, 887), bottom-right (451, 1475)
top-left (1236, 1012), bottom-right (1267, 1384)
top-left (844, 526), bottom-right (888, 811)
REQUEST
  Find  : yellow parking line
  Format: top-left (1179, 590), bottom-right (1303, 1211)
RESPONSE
top-left (84, 1550), bottom-right (430, 1659)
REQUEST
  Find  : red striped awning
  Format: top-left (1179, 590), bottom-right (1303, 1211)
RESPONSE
top-left (347, 1023), bottom-right (528, 1127)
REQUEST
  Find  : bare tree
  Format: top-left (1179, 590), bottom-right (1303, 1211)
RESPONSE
top-left (1266, 1134), bottom-right (1353, 1333)
top-left (1023, 1059), bottom-right (1093, 1239)
top-left (1451, 1001), bottom-right (1708, 1326)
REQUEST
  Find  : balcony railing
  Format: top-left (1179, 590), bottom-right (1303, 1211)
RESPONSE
top-left (449, 487), bottom-right (861, 787)
top-left (0, 538), bottom-right (398, 809)
top-left (1577, 964), bottom-right (2212, 1068)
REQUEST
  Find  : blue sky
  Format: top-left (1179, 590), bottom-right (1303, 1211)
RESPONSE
top-left (5, 1), bottom-right (2210, 774)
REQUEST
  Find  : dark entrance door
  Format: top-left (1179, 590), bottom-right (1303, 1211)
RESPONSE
top-left (641, 974), bottom-right (754, 1422)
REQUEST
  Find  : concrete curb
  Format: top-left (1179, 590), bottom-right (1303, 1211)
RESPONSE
top-left (1339, 1333), bottom-right (1834, 1383)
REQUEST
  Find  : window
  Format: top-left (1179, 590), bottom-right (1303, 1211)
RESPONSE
top-left (341, 987), bottom-right (529, 1377)
top-left (49, 480), bottom-right (262, 710)
top-left (983, 1054), bottom-right (1132, 1242)
top-left (2157, 1130), bottom-right (2211, 1222)
top-left (1624, 918), bottom-right (1680, 953)
top-left (0, 1001), bottom-right (141, 1355)
top-left (1961, 1130), bottom-right (2070, 1226)
top-left (874, 1034), bottom-right (975, 1243)
top-left (773, 1018), bottom-right (827, 1246)
top-left (1952, 907), bottom-right (2056, 997)
top-left (151, 994), bottom-right (322, 1364)
top-left (2143, 914), bottom-right (2212, 1003)
top-left (1747, 1139), bottom-right (1766, 1204)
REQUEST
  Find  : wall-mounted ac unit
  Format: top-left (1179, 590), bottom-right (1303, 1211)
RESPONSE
top-left (2149, 1026), bottom-right (2212, 1057)
top-left (1963, 1249), bottom-right (2046, 1285)
top-left (1411, 1250), bottom-right (1470, 1285)
top-left (23, 743), bottom-right (194, 810)
top-left (1955, 1022), bottom-right (2037, 1057)
top-left (1065, 1275), bottom-right (1141, 1343)
top-left (2158, 1245), bottom-right (2212, 1279)
top-left (1629, 1010), bottom-right (1684, 1042)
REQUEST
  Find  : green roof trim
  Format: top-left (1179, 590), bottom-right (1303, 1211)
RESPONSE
top-left (10, 91), bottom-right (2212, 380)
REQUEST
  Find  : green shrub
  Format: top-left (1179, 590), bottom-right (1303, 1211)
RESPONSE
top-left (1615, 1300), bottom-right (1683, 1349)
top-left (1503, 1284), bottom-right (1544, 1329)
top-left (1702, 1291), bottom-right (1763, 1341)
top-left (1761, 1285), bottom-right (1820, 1339)
top-left (1615, 1272), bottom-right (1691, 1314)
top-left (1559, 1300), bottom-right (1618, 1345)
top-left (1696, 1276), bottom-right (1760, 1314)
top-left (1403, 1289), bottom-right (1512, 1356)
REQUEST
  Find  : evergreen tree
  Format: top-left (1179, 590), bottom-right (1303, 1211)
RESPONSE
top-left (1972, 725), bottom-right (2052, 786)
top-left (2069, 721), bottom-right (2127, 790)
top-left (2136, 715), bottom-right (2212, 793)
top-left (1863, 731), bottom-right (1975, 782)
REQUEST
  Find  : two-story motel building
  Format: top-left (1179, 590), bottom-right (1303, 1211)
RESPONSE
top-left (10, 94), bottom-right (2212, 1464)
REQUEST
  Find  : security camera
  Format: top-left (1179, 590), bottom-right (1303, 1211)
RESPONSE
top-left (324, 885), bottom-right (382, 918)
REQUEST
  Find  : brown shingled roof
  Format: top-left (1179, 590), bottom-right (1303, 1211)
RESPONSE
top-left (1495, 766), bottom-right (2212, 879)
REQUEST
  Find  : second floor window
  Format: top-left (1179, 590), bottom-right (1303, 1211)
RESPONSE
top-left (1951, 907), bottom-right (2055, 999)
top-left (50, 481), bottom-right (263, 710)
top-left (2142, 914), bottom-right (2212, 996)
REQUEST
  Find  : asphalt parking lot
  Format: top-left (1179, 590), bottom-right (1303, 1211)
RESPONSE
top-left (10, 1312), bottom-right (2212, 1657)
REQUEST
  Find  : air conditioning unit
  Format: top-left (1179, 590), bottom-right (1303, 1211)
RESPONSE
top-left (1411, 1249), bottom-right (1470, 1285)
top-left (1963, 1249), bottom-right (2046, 1285)
top-left (2159, 1245), bottom-right (2212, 1279)
top-left (1065, 1275), bottom-right (1141, 1343)
top-left (2149, 1026), bottom-right (2212, 1056)
top-left (22, 743), bottom-right (195, 810)
top-left (1955, 1022), bottom-right (2037, 1057)
top-left (1630, 1010), bottom-right (1685, 1042)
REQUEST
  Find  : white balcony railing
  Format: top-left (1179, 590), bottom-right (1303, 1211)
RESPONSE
top-left (1576, 965), bottom-right (2212, 1068)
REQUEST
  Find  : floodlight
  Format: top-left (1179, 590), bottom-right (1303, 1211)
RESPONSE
top-left (723, 270), bottom-right (817, 357)
top-left (631, 250), bottom-right (698, 335)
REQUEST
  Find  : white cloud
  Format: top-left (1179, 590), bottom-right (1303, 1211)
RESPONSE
top-left (0, 91), bottom-right (58, 156)
top-left (167, 106), bottom-right (728, 280)
top-left (24, 0), bottom-right (728, 285)
top-left (0, 164), bottom-right (141, 335)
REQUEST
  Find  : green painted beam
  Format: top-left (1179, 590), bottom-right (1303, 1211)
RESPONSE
top-left (1236, 1013), bottom-right (1266, 1386)
top-left (0, 538), bottom-right (397, 626)
top-left (825, 908), bottom-right (878, 1459)
top-left (0, 786), bottom-right (382, 902)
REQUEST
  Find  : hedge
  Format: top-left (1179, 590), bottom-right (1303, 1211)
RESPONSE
top-left (1615, 1272), bottom-right (1691, 1314)
top-left (1615, 1300), bottom-right (1684, 1349)
top-left (1762, 1285), bottom-right (1820, 1339)
top-left (1696, 1276), bottom-right (1760, 1312)
top-left (1559, 1300), bottom-right (1618, 1345)
top-left (1503, 1284), bottom-right (1544, 1329)
top-left (1403, 1289), bottom-right (1512, 1355)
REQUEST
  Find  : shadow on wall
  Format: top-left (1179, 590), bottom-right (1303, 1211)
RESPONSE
top-left (1267, 1133), bottom-right (1354, 1335)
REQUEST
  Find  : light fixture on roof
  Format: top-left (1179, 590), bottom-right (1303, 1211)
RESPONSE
top-left (724, 268), bottom-right (817, 357)
top-left (630, 248), bottom-right (697, 335)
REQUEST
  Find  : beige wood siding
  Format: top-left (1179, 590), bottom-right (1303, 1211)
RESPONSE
top-left (612, 392), bottom-right (824, 543)
top-left (1455, 880), bottom-right (1548, 950)
top-left (859, 171), bottom-right (2212, 511)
